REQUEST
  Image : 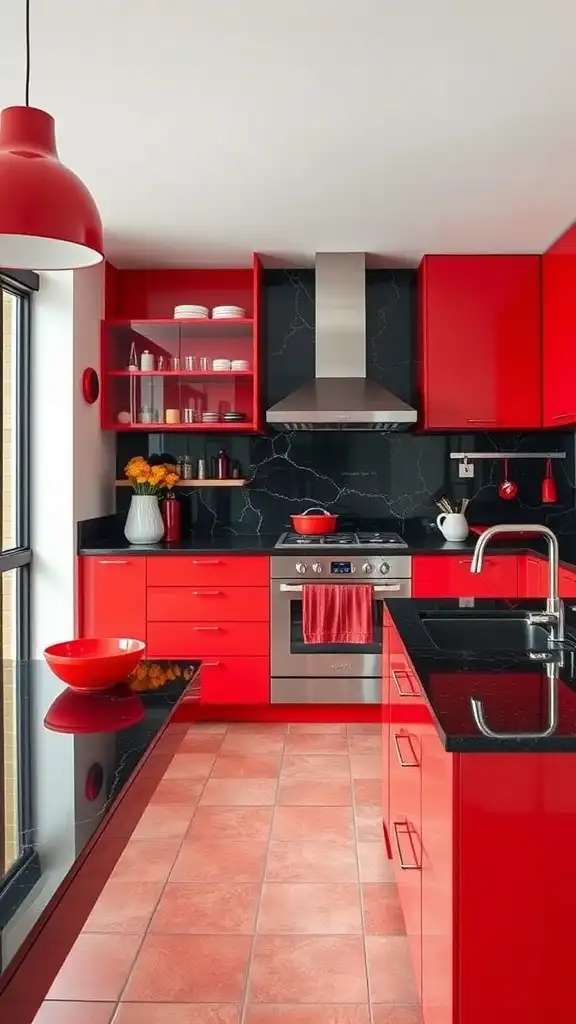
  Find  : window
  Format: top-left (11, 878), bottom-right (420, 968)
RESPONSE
top-left (1, 276), bottom-right (32, 879)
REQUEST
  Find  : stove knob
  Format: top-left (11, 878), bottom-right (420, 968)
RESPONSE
top-left (362, 563), bottom-right (373, 575)
top-left (312, 563), bottom-right (323, 574)
top-left (295, 562), bottom-right (307, 575)
top-left (380, 562), bottom-right (391, 575)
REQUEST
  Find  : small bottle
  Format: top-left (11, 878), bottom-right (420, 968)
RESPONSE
top-left (217, 448), bottom-right (230, 480)
top-left (181, 455), bottom-right (193, 480)
top-left (128, 342), bottom-right (138, 371)
top-left (161, 491), bottom-right (182, 542)
top-left (197, 458), bottom-right (207, 480)
top-left (141, 350), bottom-right (155, 371)
top-left (157, 355), bottom-right (165, 370)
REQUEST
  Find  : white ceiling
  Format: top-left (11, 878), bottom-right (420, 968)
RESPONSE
top-left (2, 0), bottom-right (576, 267)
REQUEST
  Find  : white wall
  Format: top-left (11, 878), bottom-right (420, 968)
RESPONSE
top-left (31, 263), bottom-right (115, 655)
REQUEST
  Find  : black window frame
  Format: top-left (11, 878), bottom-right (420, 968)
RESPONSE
top-left (0, 272), bottom-right (36, 938)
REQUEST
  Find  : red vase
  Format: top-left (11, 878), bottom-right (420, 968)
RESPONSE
top-left (161, 494), bottom-right (182, 542)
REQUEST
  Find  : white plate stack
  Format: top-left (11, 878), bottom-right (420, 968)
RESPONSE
top-left (211, 305), bottom-right (246, 319)
top-left (231, 359), bottom-right (250, 371)
top-left (174, 304), bottom-right (209, 319)
top-left (212, 359), bottom-right (232, 372)
top-left (201, 411), bottom-right (220, 423)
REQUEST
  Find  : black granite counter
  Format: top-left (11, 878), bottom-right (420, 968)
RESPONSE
top-left (385, 597), bottom-right (576, 753)
top-left (0, 659), bottom-right (198, 980)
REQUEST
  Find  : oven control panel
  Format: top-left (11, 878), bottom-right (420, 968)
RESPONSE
top-left (271, 554), bottom-right (412, 582)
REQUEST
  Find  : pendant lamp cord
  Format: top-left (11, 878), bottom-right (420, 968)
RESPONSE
top-left (25, 0), bottom-right (31, 105)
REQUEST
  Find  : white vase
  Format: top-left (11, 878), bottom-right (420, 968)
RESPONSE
top-left (124, 495), bottom-right (165, 545)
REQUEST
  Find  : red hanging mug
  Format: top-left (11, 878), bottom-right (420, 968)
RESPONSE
top-left (542, 458), bottom-right (558, 504)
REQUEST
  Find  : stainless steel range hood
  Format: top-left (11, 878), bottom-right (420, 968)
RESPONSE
top-left (266, 252), bottom-right (418, 431)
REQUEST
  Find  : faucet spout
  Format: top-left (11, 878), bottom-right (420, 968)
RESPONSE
top-left (470, 524), bottom-right (563, 641)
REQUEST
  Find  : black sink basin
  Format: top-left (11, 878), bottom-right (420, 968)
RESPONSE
top-left (419, 612), bottom-right (554, 651)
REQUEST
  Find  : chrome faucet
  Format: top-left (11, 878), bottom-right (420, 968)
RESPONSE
top-left (470, 523), bottom-right (564, 642)
top-left (471, 660), bottom-right (559, 739)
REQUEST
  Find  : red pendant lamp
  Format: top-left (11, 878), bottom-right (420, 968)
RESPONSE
top-left (0, 0), bottom-right (103, 270)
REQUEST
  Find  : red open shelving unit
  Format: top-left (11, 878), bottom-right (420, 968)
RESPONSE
top-left (101, 257), bottom-right (262, 432)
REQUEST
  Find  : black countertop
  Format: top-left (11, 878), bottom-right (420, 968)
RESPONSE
top-left (385, 597), bottom-right (576, 753)
top-left (0, 659), bottom-right (198, 978)
top-left (77, 527), bottom-right (576, 572)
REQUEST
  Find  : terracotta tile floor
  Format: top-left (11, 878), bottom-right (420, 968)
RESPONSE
top-left (37, 723), bottom-right (421, 1024)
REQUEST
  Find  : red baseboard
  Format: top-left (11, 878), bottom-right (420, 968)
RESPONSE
top-left (172, 702), bottom-right (382, 724)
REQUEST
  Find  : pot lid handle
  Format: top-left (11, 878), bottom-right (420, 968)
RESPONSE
top-left (300, 507), bottom-right (331, 516)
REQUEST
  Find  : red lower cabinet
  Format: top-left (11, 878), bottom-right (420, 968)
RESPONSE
top-left (79, 554), bottom-right (272, 704)
top-left (560, 566), bottom-right (576, 598)
top-left (198, 656), bottom-right (269, 704)
top-left (79, 556), bottom-right (146, 640)
top-left (421, 723), bottom-right (454, 1024)
top-left (412, 554), bottom-right (518, 598)
top-left (385, 616), bottom-right (576, 1023)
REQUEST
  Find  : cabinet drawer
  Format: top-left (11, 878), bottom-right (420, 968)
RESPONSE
top-left (389, 721), bottom-right (423, 998)
top-left (147, 621), bottom-right (269, 658)
top-left (146, 555), bottom-right (269, 587)
top-left (199, 656), bottom-right (269, 704)
top-left (413, 554), bottom-right (518, 597)
top-left (147, 586), bottom-right (269, 622)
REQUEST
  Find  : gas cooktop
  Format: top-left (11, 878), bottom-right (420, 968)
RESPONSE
top-left (275, 531), bottom-right (409, 549)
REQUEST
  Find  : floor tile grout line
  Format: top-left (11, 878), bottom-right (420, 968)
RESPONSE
top-left (239, 724), bottom-right (287, 1024)
top-left (351, 745), bottom-right (377, 1024)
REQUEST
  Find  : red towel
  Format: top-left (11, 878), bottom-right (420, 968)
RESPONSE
top-left (302, 584), bottom-right (373, 644)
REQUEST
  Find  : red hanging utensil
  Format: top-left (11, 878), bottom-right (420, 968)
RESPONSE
top-left (542, 458), bottom-right (558, 504)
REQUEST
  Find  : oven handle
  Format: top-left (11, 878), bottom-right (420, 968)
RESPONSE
top-left (278, 583), bottom-right (402, 593)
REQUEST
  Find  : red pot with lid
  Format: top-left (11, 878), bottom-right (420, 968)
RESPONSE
top-left (290, 507), bottom-right (339, 535)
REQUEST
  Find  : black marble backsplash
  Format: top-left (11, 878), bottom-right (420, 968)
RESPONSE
top-left (116, 270), bottom-right (576, 536)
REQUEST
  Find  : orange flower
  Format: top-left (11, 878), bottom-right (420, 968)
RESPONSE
top-left (165, 472), bottom-right (179, 489)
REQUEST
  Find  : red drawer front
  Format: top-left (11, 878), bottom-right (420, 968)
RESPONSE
top-left (412, 554), bottom-right (518, 597)
top-left (147, 621), bottom-right (269, 658)
top-left (199, 656), bottom-right (269, 704)
top-left (560, 567), bottom-right (576, 598)
top-left (146, 555), bottom-right (269, 587)
top-left (147, 586), bottom-right (269, 622)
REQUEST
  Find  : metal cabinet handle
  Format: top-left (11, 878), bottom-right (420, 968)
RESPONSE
top-left (201, 661), bottom-right (222, 667)
top-left (467, 418), bottom-right (497, 424)
top-left (393, 732), bottom-right (419, 767)
top-left (393, 821), bottom-right (421, 870)
top-left (98, 559), bottom-right (129, 564)
top-left (392, 669), bottom-right (418, 697)
top-left (192, 559), bottom-right (221, 565)
top-left (192, 590), bottom-right (222, 596)
top-left (192, 625), bottom-right (220, 631)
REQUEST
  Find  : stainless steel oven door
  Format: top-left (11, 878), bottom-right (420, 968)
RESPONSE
top-left (271, 579), bottom-right (409, 678)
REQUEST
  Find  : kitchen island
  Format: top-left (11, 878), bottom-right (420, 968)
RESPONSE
top-left (0, 660), bottom-right (199, 1021)
top-left (383, 596), bottom-right (576, 1024)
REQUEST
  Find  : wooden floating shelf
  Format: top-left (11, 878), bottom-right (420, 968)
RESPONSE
top-left (115, 479), bottom-right (247, 488)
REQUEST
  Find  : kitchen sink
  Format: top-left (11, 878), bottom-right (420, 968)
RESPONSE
top-left (419, 611), bottom-right (558, 651)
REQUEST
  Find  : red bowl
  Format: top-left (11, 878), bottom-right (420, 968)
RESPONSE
top-left (44, 638), bottom-right (146, 692)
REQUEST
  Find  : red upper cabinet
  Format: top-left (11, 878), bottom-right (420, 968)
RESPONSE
top-left (101, 257), bottom-right (262, 433)
top-left (542, 248), bottom-right (576, 427)
top-left (420, 255), bottom-right (542, 430)
top-left (79, 556), bottom-right (146, 641)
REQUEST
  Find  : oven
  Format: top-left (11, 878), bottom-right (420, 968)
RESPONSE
top-left (270, 554), bottom-right (412, 703)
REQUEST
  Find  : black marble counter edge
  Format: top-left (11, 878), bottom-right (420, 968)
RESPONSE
top-left (384, 598), bottom-right (576, 754)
